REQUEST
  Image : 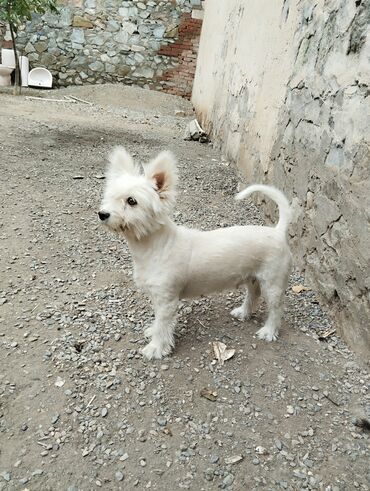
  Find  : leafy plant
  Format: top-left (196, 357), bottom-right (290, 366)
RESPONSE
top-left (0, 0), bottom-right (58, 92)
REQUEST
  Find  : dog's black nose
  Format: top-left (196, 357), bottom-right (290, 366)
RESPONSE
top-left (98, 211), bottom-right (110, 221)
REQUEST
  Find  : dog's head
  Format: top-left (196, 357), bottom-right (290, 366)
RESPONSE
top-left (98, 147), bottom-right (178, 240)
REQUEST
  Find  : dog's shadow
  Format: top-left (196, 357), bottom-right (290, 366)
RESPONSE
top-left (175, 295), bottom-right (267, 346)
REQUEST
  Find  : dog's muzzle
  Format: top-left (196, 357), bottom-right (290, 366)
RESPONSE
top-left (98, 211), bottom-right (110, 221)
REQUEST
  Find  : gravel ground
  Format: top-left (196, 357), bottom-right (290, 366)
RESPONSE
top-left (0, 85), bottom-right (369, 491)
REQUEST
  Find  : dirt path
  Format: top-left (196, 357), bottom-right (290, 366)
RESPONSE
top-left (0, 85), bottom-right (369, 491)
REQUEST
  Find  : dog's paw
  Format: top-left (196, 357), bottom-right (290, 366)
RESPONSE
top-left (142, 341), bottom-right (172, 360)
top-left (256, 325), bottom-right (278, 342)
top-left (144, 326), bottom-right (155, 339)
top-left (230, 306), bottom-right (249, 322)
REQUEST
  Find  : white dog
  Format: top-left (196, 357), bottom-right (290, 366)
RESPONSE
top-left (99, 147), bottom-right (292, 360)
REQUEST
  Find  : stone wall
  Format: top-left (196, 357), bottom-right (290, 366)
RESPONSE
top-left (0, 0), bottom-right (203, 98)
top-left (192, 0), bottom-right (370, 356)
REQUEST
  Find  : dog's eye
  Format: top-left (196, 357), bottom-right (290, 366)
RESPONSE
top-left (127, 197), bottom-right (137, 206)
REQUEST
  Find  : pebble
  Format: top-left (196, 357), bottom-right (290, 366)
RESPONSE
top-left (223, 474), bottom-right (234, 487)
top-left (115, 471), bottom-right (124, 482)
top-left (0, 472), bottom-right (10, 482)
top-left (274, 439), bottom-right (283, 451)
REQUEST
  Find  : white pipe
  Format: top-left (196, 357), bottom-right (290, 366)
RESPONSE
top-left (20, 56), bottom-right (29, 86)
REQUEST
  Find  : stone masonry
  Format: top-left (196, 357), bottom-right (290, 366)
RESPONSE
top-left (0, 0), bottom-right (203, 98)
top-left (192, 0), bottom-right (370, 356)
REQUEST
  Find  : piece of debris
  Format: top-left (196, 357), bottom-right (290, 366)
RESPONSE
top-left (54, 377), bottom-right (65, 388)
top-left (174, 109), bottom-right (187, 117)
top-left (184, 119), bottom-right (209, 143)
top-left (354, 418), bottom-right (370, 433)
top-left (163, 427), bottom-right (173, 436)
top-left (93, 174), bottom-right (105, 179)
top-left (73, 341), bottom-right (84, 352)
top-left (72, 175), bottom-right (84, 180)
top-left (292, 284), bottom-right (310, 293)
top-left (225, 455), bottom-right (244, 465)
top-left (318, 328), bottom-right (336, 341)
top-left (26, 96), bottom-right (76, 103)
top-left (200, 387), bottom-right (218, 402)
top-left (212, 341), bottom-right (235, 366)
top-left (255, 446), bottom-right (268, 455)
top-left (323, 392), bottom-right (340, 407)
top-left (85, 395), bottom-right (96, 410)
top-left (65, 94), bottom-right (92, 105)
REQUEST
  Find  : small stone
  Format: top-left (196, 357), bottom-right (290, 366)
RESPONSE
top-left (223, 474), bottom-right (234, 487)
top-left (204, 468), bottom-right (213, 481)
top-left (101, 407), bottom-right (108, 417)
top-left (157, 416), bottom-right (167, 427)
top-left (32, 469), bottom-right (43, 476)
top-left (225, 455), bottom-right (243, 465)
top-left (274, 439), bottom-right (283, 450)
top-left (210, 455), bottom-right (219, 464)
top-left (255, 446), bottom-right (268, 455)
top-left (286, 405), bottom-right (294, 415)
top-left (1, 472), bottom-right (10, 482)
top-left (55, 377), bottom-right (65, 387)
top-left (115, 471), bottom-right (124, 482)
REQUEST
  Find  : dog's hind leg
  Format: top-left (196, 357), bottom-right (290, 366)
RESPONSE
top-left (231, 278), bottom-right (261, 321)
top-left (256, 279), bottom-right (285, 341)
top-left (142, 296), bottom-right (178, 360)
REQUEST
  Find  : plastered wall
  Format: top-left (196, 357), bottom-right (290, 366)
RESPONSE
top-left (192, 0), bottom-right (370, 355)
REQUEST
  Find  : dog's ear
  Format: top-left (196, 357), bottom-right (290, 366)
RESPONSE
top-left (107, 146), bottom-right (139, 178)
top-left (145, 151), bottom-right (178, 197)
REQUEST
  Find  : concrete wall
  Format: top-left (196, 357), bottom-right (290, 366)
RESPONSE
top-left (192, 0), bottom-right (370, 355)
top-left (0, 0), bottom-right (203, 98)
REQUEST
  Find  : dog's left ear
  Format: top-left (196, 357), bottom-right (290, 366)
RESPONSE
top-left (145, 151), bottom-right (178, 198)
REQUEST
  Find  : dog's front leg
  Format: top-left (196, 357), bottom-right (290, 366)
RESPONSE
top-left (142, 296), bottom-right (178, 360)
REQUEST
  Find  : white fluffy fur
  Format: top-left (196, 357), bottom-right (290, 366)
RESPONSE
top-left (99, 147), bottom-right (292, 360)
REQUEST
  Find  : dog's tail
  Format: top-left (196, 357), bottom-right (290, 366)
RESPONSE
top-left (235, 184), bottom-right (292, 234)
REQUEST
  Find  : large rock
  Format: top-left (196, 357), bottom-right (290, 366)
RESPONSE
top-left (72, 16), bottom-right (93, 28)
top-left (34, 41), bottom-right (48, 53)
top-left (70, 28), bottom-right (85, 44)
top-left (88, 60), bottom-right (104, 71)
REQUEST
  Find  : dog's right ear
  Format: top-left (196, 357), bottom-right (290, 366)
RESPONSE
top-left (107, 146), bottom-right (139, 178)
